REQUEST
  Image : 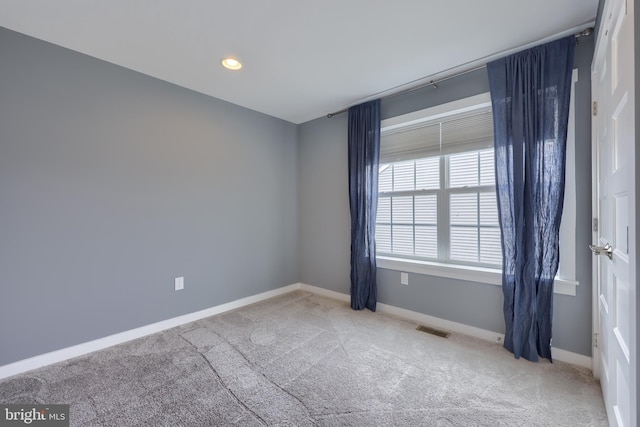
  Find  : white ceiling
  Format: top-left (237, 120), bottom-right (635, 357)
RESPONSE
top-left (0, 0), bottom-right (599, 124)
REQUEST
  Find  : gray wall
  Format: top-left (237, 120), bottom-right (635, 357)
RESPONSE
top-left (299, 37), bottom-right (596, 356)
top-left (0, 28), bottom-right (299, 366)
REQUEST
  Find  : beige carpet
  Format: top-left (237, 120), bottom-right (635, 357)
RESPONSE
top-left (0, 290), bottom-right (608, 426)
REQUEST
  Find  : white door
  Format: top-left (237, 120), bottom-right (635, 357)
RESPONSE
top-left (591, 0), bottom-right (636, 426)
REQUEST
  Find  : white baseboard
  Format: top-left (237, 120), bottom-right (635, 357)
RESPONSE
top-left (550, 347), bottom-right (592, 369)
top-left (298, 283), bottom-right (592, 369)
top-left (0, 283), bottom-right (301, 380)
top-left (1, 282), bottom-right (592, 379)
top-left (299, 283), bottom-right (350, 303)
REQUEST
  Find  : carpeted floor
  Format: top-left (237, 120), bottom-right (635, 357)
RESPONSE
top-left (0, 290), bottom-right (608, 426)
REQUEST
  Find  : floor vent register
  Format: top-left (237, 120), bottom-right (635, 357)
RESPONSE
top-left (416, 325), bottom-right (451, 338)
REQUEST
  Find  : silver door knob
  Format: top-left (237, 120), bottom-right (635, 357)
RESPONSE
top-left (589, 243), bottom-right (613, 260)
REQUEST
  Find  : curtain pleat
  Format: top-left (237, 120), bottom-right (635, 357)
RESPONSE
top-left (348, 100), bottom-right (381, 312)
top-left (488, 37), bottom-right (575, 361)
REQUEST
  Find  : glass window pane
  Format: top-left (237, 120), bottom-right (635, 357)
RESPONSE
top-left (393, 161), bottom-right (414, 191)
top-left (415, 226), bottom-right (437, 258)
top-left (450, 227), bottom-right (478, 262)
top-left (450, 193), bottom-right (478, 225)
top-left (392, 225), bottom-right (414, 255)
top-left (415, 157), bottom-right (439, 190)
top-left (377, 197), bottom-right (391, 223)
top-left (414, 195), bottom-right (437, 224)
top-left (480, 149), bottom-right (495, 186)
top-left (376, 224), bottom-right (391, 253)
top-left (379, 164), bottom-right (393, 192)
top-left (376, 103), bottom-right (503, 267)
top-left (392, 196), bottom-right (413, 223)
top-left (480, 228), bottom-right (502, 265)
top-left (479, 193), bottom-right (498, 226)
top-left (449, 151), bottom-right (479, 188)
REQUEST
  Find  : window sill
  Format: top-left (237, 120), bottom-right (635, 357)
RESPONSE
top-left (377, 256), bottom-right (579, 296)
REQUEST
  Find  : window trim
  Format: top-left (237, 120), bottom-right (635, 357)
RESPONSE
top-left (377, 82), bottom-right (580, 297)
top-left (382, 93), bottom-right (492, 132)
top-left (377, 256), bottom-right (578, 296)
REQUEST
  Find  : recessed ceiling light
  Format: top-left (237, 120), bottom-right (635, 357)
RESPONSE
top-left (221, 57), bottom-right (242, 71)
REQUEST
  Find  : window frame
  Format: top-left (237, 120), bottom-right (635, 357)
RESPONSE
top-left (376, 89), bottom-right (579, 297)
top-left (377, 149), bottom-right (501, 268)
top-left (444, 150), bottom-right (501, 267)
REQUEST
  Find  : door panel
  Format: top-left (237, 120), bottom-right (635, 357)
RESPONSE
top-left (591, 0), bottom-right (635, 426)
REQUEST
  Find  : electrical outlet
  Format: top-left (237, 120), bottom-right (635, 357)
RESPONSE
top-left (175, 277), bottom-right (184, 291)
top-left (400, 272), bottom-right (408, 285)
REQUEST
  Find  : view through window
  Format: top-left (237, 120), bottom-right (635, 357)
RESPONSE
top-left (376, 102), bottom-right (502, 268)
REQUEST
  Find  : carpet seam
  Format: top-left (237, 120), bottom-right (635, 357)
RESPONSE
top-left (178, 335), bottom-right (268, 426)
top-left (209, 329), bottom-right (317, 424)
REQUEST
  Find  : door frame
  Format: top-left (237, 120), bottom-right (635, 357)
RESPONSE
top-left (590, 67), bottom-right (601, 380)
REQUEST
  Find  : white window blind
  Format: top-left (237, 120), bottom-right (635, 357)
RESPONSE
top-left (448, 151), bottom-right (501, 265)
top-left (380, 107), bottom-right (494, 163)
top-left (377, 98), bottom-right (501, 268)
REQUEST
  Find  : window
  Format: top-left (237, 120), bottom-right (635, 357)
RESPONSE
top-left (376, 96), bottom-right (500, 268)
top-left (377, 80), bottom-right (579, 296)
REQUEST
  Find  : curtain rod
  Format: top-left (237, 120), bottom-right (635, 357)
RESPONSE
top-left (326, 26), bottom-right (594, 118)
